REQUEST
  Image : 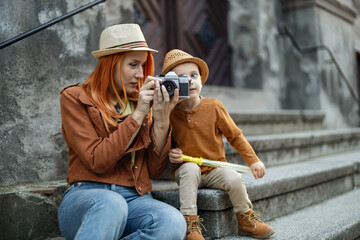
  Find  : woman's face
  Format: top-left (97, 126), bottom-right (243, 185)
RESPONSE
top-left (114, 51), bottom-right (148, 95)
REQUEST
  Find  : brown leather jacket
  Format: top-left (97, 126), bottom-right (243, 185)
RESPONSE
top-left (60, 84), bottom-right (171, 195)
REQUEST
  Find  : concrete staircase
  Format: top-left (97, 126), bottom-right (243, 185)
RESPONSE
top-left (1, 110), bottom-right (359, 239)
top-left (151, 110), bottom-right (360, 239)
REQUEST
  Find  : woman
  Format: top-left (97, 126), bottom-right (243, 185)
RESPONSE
top-left (58, 24), bottom-right (186, 240)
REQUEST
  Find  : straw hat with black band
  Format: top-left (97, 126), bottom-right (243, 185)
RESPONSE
top-left (91, 24), bottom-right (157, 59)
top-left (162, 49), bottom-right (209, 84)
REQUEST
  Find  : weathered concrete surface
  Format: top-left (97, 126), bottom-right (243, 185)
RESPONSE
top-left (228, 0), bottom-right (282, 91)
top-left (280, 0), bottom-right (359, 128)
top-left (226, 128), bottom-right (360, 166)
top-left (317, 0), bottom-right (359, 129)
top-left (229, 109), bottom-right (324, 135)
top-left (199, 208), bottom-right (238, 239)
top-left (228, 0), bottom-right (360, 128)
top-left (242, 150), bottom-right (360, 201)
top-left (201, 85), bottom-right (280, 111)
top-left (266, 189), bottom-right (360, 240)
top-left (0, 181), bottom-right (67, 240)
top-left (0, 0), bottom-right (135, 187)
top-left (1, 149), bottom-right (357, 240)
top-left (220, 189), bottom-right (360, 240)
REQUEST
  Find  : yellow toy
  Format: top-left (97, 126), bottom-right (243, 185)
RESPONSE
top-left (181, 154), bottom-right (252, 173)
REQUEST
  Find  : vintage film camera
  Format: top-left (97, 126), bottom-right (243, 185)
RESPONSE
top-left (157, 71), bottom-right (190, 98)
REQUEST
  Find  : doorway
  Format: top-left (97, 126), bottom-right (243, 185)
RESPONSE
top-left (134, 0), bottom-right (232, 86)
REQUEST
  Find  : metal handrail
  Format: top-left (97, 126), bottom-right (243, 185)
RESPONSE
top-left (0, 0), bottom-right (106, 49)
top-left (278, 23), bottom-right (360, 107)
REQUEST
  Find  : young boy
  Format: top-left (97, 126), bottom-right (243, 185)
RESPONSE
top-left (163, 49), bottom-right (274, 240)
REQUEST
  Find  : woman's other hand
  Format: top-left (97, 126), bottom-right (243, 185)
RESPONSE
top-left (149, 78), bottom-right (184, 154)
top-left (132, 76), bottom-right (156, 124)
top-left (152, 78), bottom-right (182, 124)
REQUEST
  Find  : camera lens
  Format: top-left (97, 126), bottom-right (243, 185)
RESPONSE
top-left (161, 80), bottom-right (177, 97)
top-left (166, 85), bottom-right (173, 92)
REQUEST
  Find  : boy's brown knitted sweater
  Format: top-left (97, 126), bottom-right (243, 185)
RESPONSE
top-left (170, 97), bottom-right (260, 176)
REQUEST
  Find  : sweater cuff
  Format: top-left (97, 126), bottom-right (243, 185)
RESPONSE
top-left (123, 115), bottom-right (151, 151)
top-left (123, 114), bottom-right (140, 132)
top-left (150, 124), bottom-right (172, 158)
top-left (246, 156), bottom-right (260, 167)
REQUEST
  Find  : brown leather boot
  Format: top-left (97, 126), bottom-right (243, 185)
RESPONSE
top-left (237, 209), bottom-right (274, 239)
top-left (184, 215), bottom-right (206, 240)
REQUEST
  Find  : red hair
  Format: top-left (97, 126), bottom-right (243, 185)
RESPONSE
top-left (82, 52), bottom-right (154, 132)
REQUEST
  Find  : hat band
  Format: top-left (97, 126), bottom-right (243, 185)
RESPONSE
top-left (107, 41), bottom-right (149, 50)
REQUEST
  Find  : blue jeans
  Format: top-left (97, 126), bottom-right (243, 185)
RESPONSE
top-left (58, 181), bottom-right (186, 240)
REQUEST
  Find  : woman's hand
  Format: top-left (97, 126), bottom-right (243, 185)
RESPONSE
top-left (132, 76), bottom-right (156, 124)
top-left (152, 79), bottom-right (182, 125)
top-left (250, 161), bottom-right (266, 179)
top-left (148, 78), bottom-right (184, 154)
top-left (169, 148), bottom-right (184, 164)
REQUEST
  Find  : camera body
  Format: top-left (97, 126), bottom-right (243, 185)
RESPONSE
top-left (157, 71), bottom-right (190, 98)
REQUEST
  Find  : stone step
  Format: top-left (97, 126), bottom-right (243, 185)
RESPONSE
top-left (0, 181), bottom-right (67, 240)
top-left (202, 86), bottom-right (325, 135)
top-left (219, 189), bottom-right (360, 240)
top-left (201, 85), bottom-right (277, 111)
top-left (151, 149), bottom-right (360, 239)
top-left (225, 127), bottom-right (360, 167)
top-left (2, 149), bottom-right (359, 239)
top-left (229, 109), bottom-right (324, 135)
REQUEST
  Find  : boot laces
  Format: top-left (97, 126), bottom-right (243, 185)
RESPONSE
top-left (187, 217), bottom-right (207, 233)
top-left (243, 211), bottom-right (262, 225)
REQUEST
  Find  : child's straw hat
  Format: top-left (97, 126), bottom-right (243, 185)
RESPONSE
top-left (92, 24), bottom-right (157, 59)
top-left (162, 49), bottom-right (209, 84)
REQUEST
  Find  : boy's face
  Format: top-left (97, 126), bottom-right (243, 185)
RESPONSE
top-left (171, 62), bottom-right (202, 100)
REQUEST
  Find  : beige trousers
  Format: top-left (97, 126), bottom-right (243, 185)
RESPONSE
top-left (174, 162), bottom-right (253, 216)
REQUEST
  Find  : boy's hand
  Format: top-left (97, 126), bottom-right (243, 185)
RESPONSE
top-left (250, 161), bottom-right (266, 179)
top-left (169, 148), bottom-right (184, 164)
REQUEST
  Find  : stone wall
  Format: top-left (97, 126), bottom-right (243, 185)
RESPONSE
top-left (280, 0), bottom-right (359, 127)
top-left (228, 0), bottom-right (284, 110)
top-left (355, 0), bottom-right (360, 51)
top-left (317, 0), bottom-right (358, 127)
top-left (228, 0), bottom-right (360, 127)
top-left (0, 0), bottom-right (135, 187)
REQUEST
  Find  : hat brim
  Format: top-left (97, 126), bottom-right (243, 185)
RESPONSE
top-left (92, 46), bottom-right (158, 59)
top-left (162, 57), bottom-right (209, 84)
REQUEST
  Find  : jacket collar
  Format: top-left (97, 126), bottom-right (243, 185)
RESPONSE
top-left (78, 88), bottom-right (96, 107)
